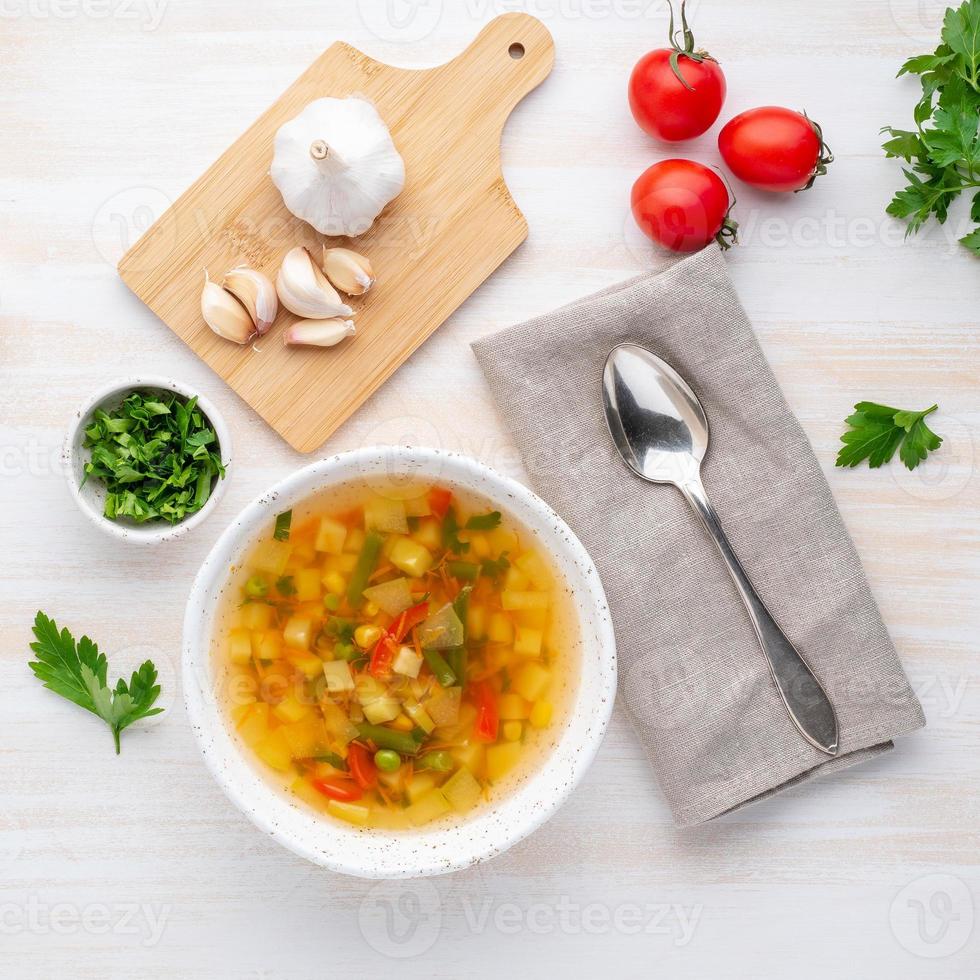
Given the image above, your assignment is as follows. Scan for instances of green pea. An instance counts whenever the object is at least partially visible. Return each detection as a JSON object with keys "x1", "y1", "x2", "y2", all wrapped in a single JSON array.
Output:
[
  {"x1": 323, "y1": 593, "x2": 341, "y2": 611},
  {"x1": 335, "y1": 642, "x2": 357, "y2": 661},
  {"x1": 417, "y1": 750, "x2": 453, "y2": 773},
  {"x1": 245, "y1": 575, "x2": 269, "y2": 598},
  {"x1": 374, "y1": 749, "x2": 401, "y2": 773}
]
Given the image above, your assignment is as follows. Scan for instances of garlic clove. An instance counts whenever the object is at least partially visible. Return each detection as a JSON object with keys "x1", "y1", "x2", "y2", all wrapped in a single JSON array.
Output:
[
  {"x1": 276, "y1": 246, "x2": 354, "y2": 319},
  {"x1": 322, "y1": 247, "x2": 376, "y2": 297},
  {"x1": 222, "y1": 266, "x2": 278, "y2": 336},
  {"x1": 284, "y1": 317, "x2": 356, "y2": 348},
  {"x1": 201, "y1": 272, "x2": 256, "y2": 345}
]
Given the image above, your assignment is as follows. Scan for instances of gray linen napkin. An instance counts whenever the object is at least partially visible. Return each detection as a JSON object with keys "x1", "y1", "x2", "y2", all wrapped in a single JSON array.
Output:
[{"x1": 472, "y1": 247, "x2": 925, "y2": 827}]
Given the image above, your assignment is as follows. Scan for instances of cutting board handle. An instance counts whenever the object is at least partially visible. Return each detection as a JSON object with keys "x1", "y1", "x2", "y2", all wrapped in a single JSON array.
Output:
[{"x1": 434, "y1": 13, "x2": 555, "y2": 120}]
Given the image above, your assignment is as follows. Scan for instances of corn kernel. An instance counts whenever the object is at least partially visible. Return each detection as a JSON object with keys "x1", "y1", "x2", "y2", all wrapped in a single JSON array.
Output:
[
  {"x1": 322, "y1": 570, "x2": 346, "y2": 595},
  {"x1": 529, "y1": 700, "x2": 553, "y2": 729},
  {"x1": 354, "y1": 624, "x2": 383, "y2": 649},
  {"x1": 503, "y1": 720, "x2": 523, "y2": 742}
]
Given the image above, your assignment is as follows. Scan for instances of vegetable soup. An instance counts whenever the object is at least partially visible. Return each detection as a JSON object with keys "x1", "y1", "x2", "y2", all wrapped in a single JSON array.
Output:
[{"x1": 214, "y1": 481, "x2": 579, "y2": 830}]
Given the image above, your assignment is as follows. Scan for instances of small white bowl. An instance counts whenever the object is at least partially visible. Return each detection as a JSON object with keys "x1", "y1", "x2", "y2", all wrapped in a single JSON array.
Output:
[
  {"x1": 184, "y1": 447, "x2": 617, "y2": 879},
  {"x1": 64, "y1": 376, "x2": 233, "y2": 545}
]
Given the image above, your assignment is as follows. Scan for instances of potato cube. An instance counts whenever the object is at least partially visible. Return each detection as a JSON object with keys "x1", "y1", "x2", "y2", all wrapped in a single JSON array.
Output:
[
  {"x1": 281, "y1": 718, "x2": 322, "y2": 758},
  {"x1": 392, "y1": 644, "x2": 423, "y2": 678},
  {"x1": 322, "y1": 660, "x2": 355, "y2": 694},
  {"x1": 466, "y1": 605, "x2": 487, "y2": 641},
  {"x1": 241, "y1": 603, "x2": 273, "y2": 631},
  {"x1": 452, "y1": 742, "x2": 485, "y2": 775},
  {"x1": 343, "y1": 527, "x2": 365, "y2": 554},
  {"x1": 514, "y1": 626, "x2": 543, "y2": 658},
  {"x1": 287, "y1": 650, "x2": 324, "y2": 679},
  {"x1": 293, "y1": 568, "x2": 321, "y2": 603},
  {"x1": 503, "y1": 566, "x2": 530, "y2": 591},
  {"x1": 441, "y1": 767, "x2": 482, "y2": 812},
  {"x1": 406, "y1": 788, "x2": 451, "y2": 826},
  {"x1": 412, "y1": 517, "x2": 442, "y2": 551},
  {"x1": 364, "y1": 494, "x2": 409, "y2": 534},
  {"x1": 514, "y1": 551, "x2": 553, "y2": 589},
  {"x1": 501, "y1": 591, "x2": 550, "y2": 612},
  {"x1": 283, "y1": 616, "x2": 313, "y2": 650},
  {"x1": 487, "y1": 612, "x2": 514, "y2": 645},
  {"x1": 253, "y1": 629, "x2": 283, "y2": 662},
  {"x1": 390, "y1": 538, "x2": 433, "y2": 577},
  {"x1": 228, "y1": 628, "x2": 252, "y2": 665},
  {"x1": 314, "y1": 516, "x2": 348, "y2": 555},
  {"x1": 512, "y1": 662, "x2": 551, "y2": 702},
  {"x1": 327, "y1": 800, "x2": 371, "y2": 826},
  {"x1": 256, "y1": 729, "x2": 293, "y2": 772},
  {"x1": 273, "y1": 696, "x2": 311, "y2": 724},
  {"x1": 251, "y1": 540, "x2": 292, "y2": 577},
  {"x1": 498, "y1": 693, "x2": 530, "y2": 720},
  {"x1": 529, "y1": 700, "x2": 554, "y2": 729},
  {"x1": 486, "y1": 742, "x2": 522, "y2": 783}
]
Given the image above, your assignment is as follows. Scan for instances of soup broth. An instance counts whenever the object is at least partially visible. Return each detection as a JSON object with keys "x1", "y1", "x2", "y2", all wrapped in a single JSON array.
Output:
[{"x1": 214, "y1": 480, "x2": 579, "y2": 830}]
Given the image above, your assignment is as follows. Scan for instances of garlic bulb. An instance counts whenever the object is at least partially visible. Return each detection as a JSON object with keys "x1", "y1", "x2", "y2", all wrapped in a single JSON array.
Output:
[
  {"x1": 270, "y1": 97, "x2": 405, "y2": 237},
  {"x1": 276, "y1": 246, "x2": 353, "y2": 319},
  {"x1": 201, "y1": 272, "x2": 256, "y2": 345},
  {"x1": 222, "y1": 266, "x2": 278, "y2": 336},
  {"x1": 322, "y1": 247, "x2": 375, "y2": 296},
  {"x1": 285, "y1": 318, "x2": 356, "y2": 348}
]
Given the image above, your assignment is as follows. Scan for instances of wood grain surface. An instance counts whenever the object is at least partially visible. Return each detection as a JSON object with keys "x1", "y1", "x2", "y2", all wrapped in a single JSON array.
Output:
[
  {"x1": 119, "y1": 13, "x2": 554, "y2": 452},
  {"x1": 1, "y1": 1, "x2": 977, "y2": 978}
]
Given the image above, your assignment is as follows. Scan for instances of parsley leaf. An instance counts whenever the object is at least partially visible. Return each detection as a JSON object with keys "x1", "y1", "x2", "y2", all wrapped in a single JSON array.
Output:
[
  {"x1": 883, "y1": 0, "x2": 980, "y2": 250},
  {"x1": 28, "y1": 612, "x2": 163, "y2": 753},
  {"x1": 441, "y1": 508, "x2": 469, "y2": 554},
  {"x1": 82, "y1": 389, "x2": 224, "y2": 525},
  {"x1": 836, "y1": 402, "x2": 943, "y2": 470},
  {"x1": 465, "y1": 511, "x2": 502, "y2": 531},
  {"x1": 274, "y1": 510, "x2": 292, "y2": 541}
]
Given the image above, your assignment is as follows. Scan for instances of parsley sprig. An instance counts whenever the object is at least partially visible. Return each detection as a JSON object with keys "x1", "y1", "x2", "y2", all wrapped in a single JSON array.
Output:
[
  {"x1": 28, "y1": 612, "x2": 163, "y2": 753},
  {"x1": 882, "y1": 0, "x2": 980, "y2": 251},
  {"x1": 836, "y1": 402, "x2": 943, "y2": 470},
  {"x1": 82, "y1": 389, "x2": 225, "y2": 525}
]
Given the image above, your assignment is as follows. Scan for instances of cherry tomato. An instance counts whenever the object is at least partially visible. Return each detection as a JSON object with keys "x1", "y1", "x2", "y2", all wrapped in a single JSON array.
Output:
[
  {"x1": 311, "y1": 777, "x2": 363, "y2": 802},
  {"x1": 631, "y1": 159, "x2": 737, "y2": 253},
  {"x1": 427, "y1": 487, "x2": 452, "y2": 520},
  {"x1": 628, "y1": 1, "x2": 726, "y2": 142},
  {"x1": 347, "y1": 742, "x2": 377, "y2": 790},
  {"x1": 718, "y1": 107, "x2": 833, "y2": 193},
  {"x1": 471, "y1": 681, "x2": 499, "y2": 743}
]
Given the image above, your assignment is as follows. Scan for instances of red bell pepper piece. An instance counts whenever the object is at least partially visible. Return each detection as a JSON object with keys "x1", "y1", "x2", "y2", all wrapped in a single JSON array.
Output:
[
  {"x1": 368, "y1": 601, "x2": 430, "y2": 677},
  {"x1": 471, "y1": 680, "x2": 499, "y2": 742},
  {"x1": 311, "y1": 777, "x2": 363, "y2": 802},
  {"x1": 427, "y1": 487, "x2": 453, "y2": 520},
  {"x1": 347, "y1": 742, "x2": 377, "y2": 790}
]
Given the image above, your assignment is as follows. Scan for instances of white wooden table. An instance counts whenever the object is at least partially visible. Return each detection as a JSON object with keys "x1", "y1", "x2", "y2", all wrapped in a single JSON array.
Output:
[{"x1": 2, "y1": 1, "x2": 977, "y2": 976}]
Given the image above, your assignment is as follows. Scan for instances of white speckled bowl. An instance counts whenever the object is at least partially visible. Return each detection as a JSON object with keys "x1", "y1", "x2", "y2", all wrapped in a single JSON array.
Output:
[
  {"x1": 184, "y1": 447, "x2": 616, "y2": 879},
  {"x1": 64, "y1": 377, "x2": 232, "y2": 545}
]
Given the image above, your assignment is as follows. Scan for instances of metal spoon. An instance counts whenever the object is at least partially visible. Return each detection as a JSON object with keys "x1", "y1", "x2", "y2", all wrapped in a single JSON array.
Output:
[{"x1": 602, "y1": 343, "x2": 839, "y2": 756}]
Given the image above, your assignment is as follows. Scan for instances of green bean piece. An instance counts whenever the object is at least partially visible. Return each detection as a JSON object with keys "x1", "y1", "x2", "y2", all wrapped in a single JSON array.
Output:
[
  {"x1": 417, "y1": 750, "x2": 454, "y2": 772},
  {"x1": 356, "y1": 723, "x2": 420, "y2": 756},
  {"x1": 445, "y1": 647, "x2": 466, "y2": 685},
  {"x1": 346, "y1": 532, "x2": 383, "y2": 607},
  {"x1": 423, "y1": 649, "x2": 457, "y2": 687},
  {"x1": 447, "y1": 561, "x2": 479, "y2": 581}
]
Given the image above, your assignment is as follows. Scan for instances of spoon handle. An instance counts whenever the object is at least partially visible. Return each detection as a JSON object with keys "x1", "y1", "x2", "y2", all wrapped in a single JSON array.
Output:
[{"x1": 679, "y1": 480, "x2": 840, "y2": 756}]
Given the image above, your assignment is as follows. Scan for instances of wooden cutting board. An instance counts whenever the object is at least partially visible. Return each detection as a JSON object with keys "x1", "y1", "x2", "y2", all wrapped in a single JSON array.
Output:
[{"x1": 118, "y1": 14, "x2": 554, "y2": 453}]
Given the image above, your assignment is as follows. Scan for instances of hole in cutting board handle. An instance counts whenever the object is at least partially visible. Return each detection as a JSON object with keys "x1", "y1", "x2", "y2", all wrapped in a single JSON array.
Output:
[{"x1": 509, "y1": 42, "x2": 526, "y2": 59}]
